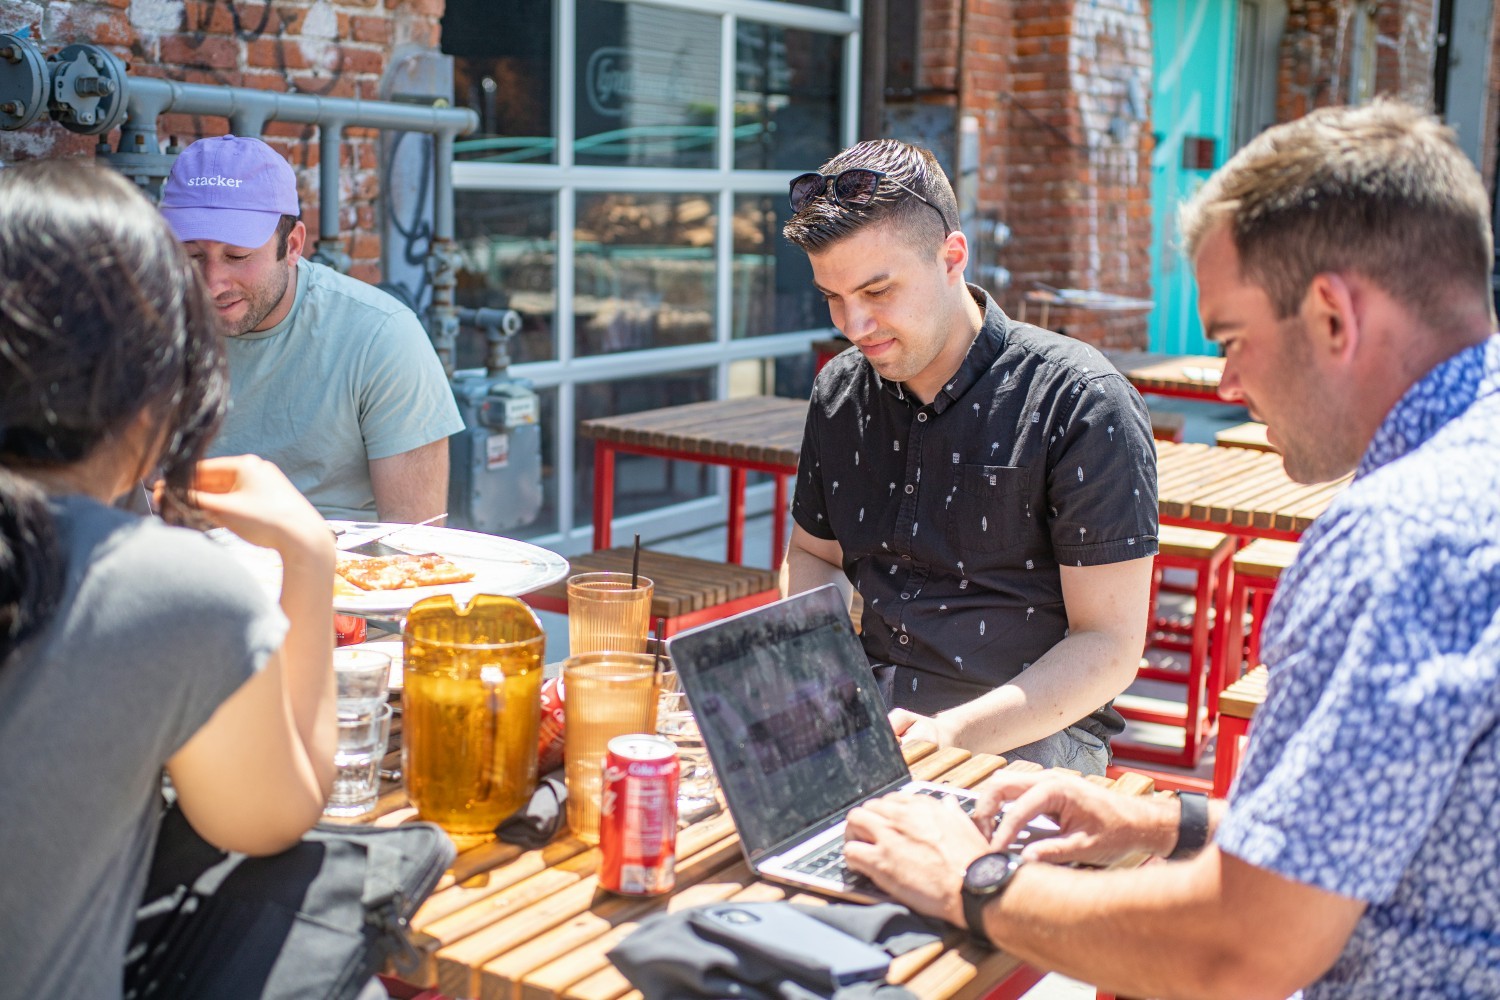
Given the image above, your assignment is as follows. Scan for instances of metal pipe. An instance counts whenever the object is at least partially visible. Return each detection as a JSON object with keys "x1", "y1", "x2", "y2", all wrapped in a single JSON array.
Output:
[
  {"x1": 312, "y1": 121, "x2": 350, "y2": 271},
  {"x1": 425, "y1": 128, "x2": 460, "y2": 376},
  {"x1": 124, "y1": 77, "x2": 476, "y2": 137}
]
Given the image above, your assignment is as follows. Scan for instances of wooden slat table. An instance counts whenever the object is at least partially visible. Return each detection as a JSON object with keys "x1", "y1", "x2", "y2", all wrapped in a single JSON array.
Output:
[
  {"x1": 581, "y1": 396, "x2": 807, "y2": 568},
  {"x1": 1103, "y1": 352, "x2": 1227, "y2": 403},
  {"x1": 362, "y1": 742, "x2": 1159, "y2": 1000},
  {"x1": 1155, "y1": 440, "x2": 1349, "y2": 542}
]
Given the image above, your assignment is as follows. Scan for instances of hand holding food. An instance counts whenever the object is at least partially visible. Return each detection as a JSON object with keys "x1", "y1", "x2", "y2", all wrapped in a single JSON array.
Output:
[{"x1": 188, "y1": 456, "x2": 333, "y2": 565}]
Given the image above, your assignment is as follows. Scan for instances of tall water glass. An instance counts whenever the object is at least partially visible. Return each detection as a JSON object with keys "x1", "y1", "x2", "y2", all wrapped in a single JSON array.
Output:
[
  {"x1": 333, "y1": 647, "x2": 391, "y2": 710},
  {"x1": 656, "y1": 671, "x2": 718, "y2": 822},
  {"x1": 403, "y1": 594, "x2": 546, "y2": 848},
  {"x1": 562, "y1": 652, "x2": 658, "y2": 842},
  {"x1": 326, "y1": 702, "x2": 393, "y2": 817},
  {"x1": 567, "y1": 573, "x2": 654, "y2": 654}
]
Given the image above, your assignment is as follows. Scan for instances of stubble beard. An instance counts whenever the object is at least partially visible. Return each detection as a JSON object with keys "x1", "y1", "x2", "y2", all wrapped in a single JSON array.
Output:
[{"x1": 223, "y1": 263, "x2": 292, "y2": 337}]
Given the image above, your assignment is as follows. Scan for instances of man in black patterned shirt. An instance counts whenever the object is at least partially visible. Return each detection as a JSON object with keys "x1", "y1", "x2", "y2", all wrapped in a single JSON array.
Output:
[{"x1": 780, "y1": 139, "x2": 1157, "y2": 773}]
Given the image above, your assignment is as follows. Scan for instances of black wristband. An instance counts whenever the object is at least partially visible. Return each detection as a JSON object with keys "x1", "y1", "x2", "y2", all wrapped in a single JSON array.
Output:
[{"x1": 1168, "y1": 791, "x2": 1209, "y2": 860}]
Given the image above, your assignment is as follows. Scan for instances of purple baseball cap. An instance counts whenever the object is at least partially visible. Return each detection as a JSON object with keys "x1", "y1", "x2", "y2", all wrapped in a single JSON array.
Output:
[{"x1": 159, "y1": 135, "x2": 300, "y2": 249}]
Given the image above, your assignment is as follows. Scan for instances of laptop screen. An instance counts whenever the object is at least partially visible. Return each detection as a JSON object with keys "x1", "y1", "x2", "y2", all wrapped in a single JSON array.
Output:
[{"x1": 667, "y1": 587, "x2": 910, "y2": 858}]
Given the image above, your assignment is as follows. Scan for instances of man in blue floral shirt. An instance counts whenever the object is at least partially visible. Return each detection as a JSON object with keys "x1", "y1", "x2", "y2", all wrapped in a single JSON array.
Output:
[{"x1": 839, "y1": 101, "x2": 1500, "y2": 998}]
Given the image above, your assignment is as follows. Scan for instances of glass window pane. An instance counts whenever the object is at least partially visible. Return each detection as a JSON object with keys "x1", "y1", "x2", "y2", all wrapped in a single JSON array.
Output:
[
  {"x1": 734, "y1": 25, "x2": 843, "y2": 171},
  {"x1": 575, "y1": 369, "x2": 717, "y2": 526},
  {"x1": 447, "y1": 0, "x2": 556, "y2": 163},
  {"x1": 454, "y1": 190, "x2": 558, "y2": 365},
  {"x1": 574, "y1": 192, "x2": 716, "y2": 356},
  {"x1": 780, "y1": 0, "x2": 848, "y2": 8},
  {"x1": 732, "y1": 195, "x2": 824, "y2": 338},
  {"x1": 575, "y1": 0, "x2": 720, "y2": 169}
]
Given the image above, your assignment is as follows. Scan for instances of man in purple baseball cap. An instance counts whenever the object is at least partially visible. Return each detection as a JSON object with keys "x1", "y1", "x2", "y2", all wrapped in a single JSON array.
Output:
[{"x1": 160, "y1": 135, "x2": 463, "y2": 523}]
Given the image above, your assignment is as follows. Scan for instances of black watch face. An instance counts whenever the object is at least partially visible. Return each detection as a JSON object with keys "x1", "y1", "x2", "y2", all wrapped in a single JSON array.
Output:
[{"x1": 965, "y1": 853, "x2": 1017, "y2": 891}]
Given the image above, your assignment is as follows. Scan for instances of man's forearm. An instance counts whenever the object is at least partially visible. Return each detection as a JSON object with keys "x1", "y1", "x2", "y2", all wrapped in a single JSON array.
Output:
[
  {"x1": 936, "y1": 628, "x2": 1139, "y2": 754},
  {"x1": 780, "y1": 540, "x2": 850, "y2": 602}
]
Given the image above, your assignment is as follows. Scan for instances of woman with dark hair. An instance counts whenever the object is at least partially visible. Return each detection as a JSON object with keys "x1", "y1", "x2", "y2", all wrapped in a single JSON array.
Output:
[{"x1": 0, "y1": 160, "x2": 338, "y2": 996}]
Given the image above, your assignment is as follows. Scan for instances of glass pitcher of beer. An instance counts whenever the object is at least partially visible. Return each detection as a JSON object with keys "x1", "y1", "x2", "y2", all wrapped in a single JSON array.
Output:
[{"x1": 403, "y1": 594, "x2": 545, "y2": 846}]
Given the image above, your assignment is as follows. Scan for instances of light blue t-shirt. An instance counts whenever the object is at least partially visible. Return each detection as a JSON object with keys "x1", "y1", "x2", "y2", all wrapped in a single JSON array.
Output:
[
  {"x1": 209, "y1": 259, "x2": 465, "y2": 519},
  {"x1": 1217, "y1": 335, "x2": 1500, "y2": 998}
]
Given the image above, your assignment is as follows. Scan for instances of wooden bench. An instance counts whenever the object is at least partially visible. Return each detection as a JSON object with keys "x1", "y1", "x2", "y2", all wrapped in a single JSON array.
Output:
[
  {"x1": 1213, "y1": 665, "x2": 1268, "y2": 796},
  {"x1": 1150, "y1": 409, "x2": 1186, "y2": 443},
  {"x1": 1220, "y1": 539, "x2": 1299, "y2": 688},
  {"x1": 523, "y1": 547, "x2": 780, "y2": 637},
  {"x1": 1215, "y1": 420, "x2": 1275, "y2": 452}
]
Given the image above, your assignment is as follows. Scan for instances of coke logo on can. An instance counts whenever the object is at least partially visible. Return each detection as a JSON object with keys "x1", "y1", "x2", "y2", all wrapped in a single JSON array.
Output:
[
  {"x1": 599, "y1": 734, "x2": 678, "y2": 896},
  {"x1": 537, "y1": 675, "x2": 566, "y2": 774}
]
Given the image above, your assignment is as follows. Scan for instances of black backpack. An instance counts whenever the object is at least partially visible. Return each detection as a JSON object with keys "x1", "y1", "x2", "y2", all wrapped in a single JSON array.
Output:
[{"x1": 124, "y1": 802, "x2": 454, "y2": 1000}]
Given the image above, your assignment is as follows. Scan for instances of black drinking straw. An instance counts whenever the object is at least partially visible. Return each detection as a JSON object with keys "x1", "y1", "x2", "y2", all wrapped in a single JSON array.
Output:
[
  {"x1": 630, "y1": 533, "x2": 641, "y2": 588},
  {"x1": 652, "y1": 618, "x2": 666, "y2": 674}
]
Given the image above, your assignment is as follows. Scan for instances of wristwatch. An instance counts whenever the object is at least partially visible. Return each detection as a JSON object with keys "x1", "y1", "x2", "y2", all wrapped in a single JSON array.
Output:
[
  {"x1": 960, "y1": 850, "x2": 1024, "y2": 942},
  {"x1": 1167, "y1": 791, "x2": 1209, "y2": 860}
]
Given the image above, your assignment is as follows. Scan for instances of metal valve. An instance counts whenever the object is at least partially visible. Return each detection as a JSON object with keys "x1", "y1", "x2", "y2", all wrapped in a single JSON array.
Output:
[
  {"x1": 0, "y1": 33, "x2": 48, "y2": 131},
  {"x1": 47, "y1": 44, "x2": 128, "y2": 135}
]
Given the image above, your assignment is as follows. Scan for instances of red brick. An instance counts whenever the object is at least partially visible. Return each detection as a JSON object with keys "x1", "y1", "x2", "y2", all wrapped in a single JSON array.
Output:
[
  {"x1": 158, "y1": 34, "x2": 239, "y2": 70},
  {"x1": 349, "y1": 15, "x2": 392, "y2": 45},
  {"x1": 246, "y1": 38, "x2": 308, "y2": 71}
]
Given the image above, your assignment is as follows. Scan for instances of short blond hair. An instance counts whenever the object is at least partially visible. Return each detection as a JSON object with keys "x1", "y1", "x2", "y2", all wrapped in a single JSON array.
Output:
[{"x1": 1181, "y1": 100, "x2": 1494, "y2": 327}]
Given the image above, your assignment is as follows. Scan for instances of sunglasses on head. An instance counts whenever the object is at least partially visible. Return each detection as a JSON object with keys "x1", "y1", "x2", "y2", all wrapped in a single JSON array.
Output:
[{"x1": 788, "y1": 168, "x2": 952, "y2": 234}]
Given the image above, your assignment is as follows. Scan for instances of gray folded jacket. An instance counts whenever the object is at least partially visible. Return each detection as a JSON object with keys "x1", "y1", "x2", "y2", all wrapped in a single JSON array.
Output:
[{"x1": 607, "y1": 900, "x2": 946, "y2": 999}]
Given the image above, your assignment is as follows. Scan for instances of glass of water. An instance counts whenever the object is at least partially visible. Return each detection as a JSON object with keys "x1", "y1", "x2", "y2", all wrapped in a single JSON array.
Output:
[
  {"x1": 326, "y1": 702, "x2": 393, "y2": 817},
  {"x1": 656, "y1": 671, "x2": 718, "y2": 823}
]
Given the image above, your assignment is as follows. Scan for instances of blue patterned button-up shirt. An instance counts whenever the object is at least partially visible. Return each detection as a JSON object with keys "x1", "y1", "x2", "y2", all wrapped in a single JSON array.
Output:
[{"x1": 1216, "y1": 335, "x2": 1500, "y2": 998}]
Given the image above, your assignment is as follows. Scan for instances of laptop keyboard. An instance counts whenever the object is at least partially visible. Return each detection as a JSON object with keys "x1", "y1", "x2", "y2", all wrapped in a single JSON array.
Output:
[{"x1": 783, "y1": 786, "x2": 977, "y2": 889}]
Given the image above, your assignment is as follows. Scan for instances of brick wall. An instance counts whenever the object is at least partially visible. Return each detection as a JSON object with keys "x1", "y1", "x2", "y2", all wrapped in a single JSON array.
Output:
[
  {"x1": 1278, "y1": 0, "x2": 1437, "y2": 121},
  {"x1": 0, "y1": 0, "x2": 443, "y2": 281},
  {"x1": 911, "y1": 0, "x2": 1152, "y2": 348}
]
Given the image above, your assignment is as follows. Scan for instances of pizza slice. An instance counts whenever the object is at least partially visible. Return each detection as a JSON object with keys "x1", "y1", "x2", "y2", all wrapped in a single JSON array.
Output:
[{"x1": 336, "y1": 553, "x2": 476, "y2": 591}]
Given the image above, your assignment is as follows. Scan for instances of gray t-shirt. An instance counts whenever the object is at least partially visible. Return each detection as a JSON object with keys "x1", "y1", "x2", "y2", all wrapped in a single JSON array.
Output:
[
  {"x1": 0, "y1": 496, "x2": 287, "y2": 998},
  {"x1": 208, "y1": 259, "x2": 465, "y2": 520}
]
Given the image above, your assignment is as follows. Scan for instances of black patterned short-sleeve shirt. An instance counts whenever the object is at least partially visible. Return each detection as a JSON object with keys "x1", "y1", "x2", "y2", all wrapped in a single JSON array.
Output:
[{"x1": 792, "y1": 285, "x2": 1159, "y2": 739}]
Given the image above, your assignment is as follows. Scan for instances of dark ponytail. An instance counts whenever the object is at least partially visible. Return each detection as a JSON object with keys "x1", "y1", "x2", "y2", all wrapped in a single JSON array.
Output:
[
  {"x1": 0, "y1": 159, "x2": 227, "y2": 665},
  {"x1": 0, "y1": 468, "x2": 62, "y2": 660}
]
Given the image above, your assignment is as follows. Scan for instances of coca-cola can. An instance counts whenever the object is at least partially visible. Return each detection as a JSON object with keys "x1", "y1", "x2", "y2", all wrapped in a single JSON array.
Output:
[
  {"x1": 537, "y1": 675, "x2": 567, "y2": 774},
  {"x1": 599, "y1": 734, "x2": 678, "y2": 895}
]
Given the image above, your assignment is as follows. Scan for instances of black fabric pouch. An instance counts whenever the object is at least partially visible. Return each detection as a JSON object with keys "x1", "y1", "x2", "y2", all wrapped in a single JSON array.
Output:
[{"x1": 124, "y1": 802, "x2": 454, "y2": 1000}]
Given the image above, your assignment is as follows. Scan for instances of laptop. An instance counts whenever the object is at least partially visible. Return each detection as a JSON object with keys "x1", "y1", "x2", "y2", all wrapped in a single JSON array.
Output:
[{"x1": 666, "y1": 585, "x2": 1056, "y2": 903}]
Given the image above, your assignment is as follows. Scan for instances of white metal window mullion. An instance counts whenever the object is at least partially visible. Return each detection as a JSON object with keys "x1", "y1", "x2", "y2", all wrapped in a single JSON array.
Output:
[
  {"x1": 716, "y1": 10, "x2": 737, "y2": 401},
  {"x1": 842, "y1": 0, "x2": 862, "y2": 148},
  {"x1": 555, "y1": 0, "x2": 579, "y2": 541},
  {"x1": 712, "y1": 10, "x2": 738, "y2": 511},
  {"x1": 596, "y1": 0, "x2": 856, "y2": 35}
]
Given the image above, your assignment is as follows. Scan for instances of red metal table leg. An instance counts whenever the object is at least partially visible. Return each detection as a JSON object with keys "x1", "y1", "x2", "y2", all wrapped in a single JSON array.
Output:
[
  {"x1": 727, "y1": 466, "x2": 747, "y2": 564},
  {"x1": 592, "y1": 445, "x2": 616, "y2": 551},
  {"x1": 1213, "y1": 714, "x2": 1250, "y2": 797},
  {"x1": 772, "y1": 474, "x2": 789, "y2": 571}
]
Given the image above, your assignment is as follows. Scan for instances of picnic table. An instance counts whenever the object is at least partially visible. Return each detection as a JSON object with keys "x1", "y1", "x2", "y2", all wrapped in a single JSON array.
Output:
[
  {"x1": 581, "y1": 397, "x2": 806, "y2": 568},
  {"x1": 360, "y1": 734, "x2": 1159, "y2": 1000},
  {"x1": 1102, "y1": 351, "x2": 1227, "y2": 404},
  {"x1": 1155, "y1": 440, "x2": 1348, "y2": 542}
]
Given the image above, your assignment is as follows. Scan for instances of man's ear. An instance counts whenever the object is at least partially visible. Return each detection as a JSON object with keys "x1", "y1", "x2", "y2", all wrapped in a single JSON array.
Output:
[
  {"x1": 285, "y1": 220, "x2": 307, "y2": 266},
  {"x1": 941, "y1": 230, "x2": 970, "y2": 285},
  {"x1": 1302, "y1": 272, "x2": 1359, "y2": 363}
]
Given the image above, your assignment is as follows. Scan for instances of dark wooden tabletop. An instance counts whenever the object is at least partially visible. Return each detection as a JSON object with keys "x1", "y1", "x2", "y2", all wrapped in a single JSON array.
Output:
[{"x1": 579, "y1": 397, "x2": 806, "y2": 470}]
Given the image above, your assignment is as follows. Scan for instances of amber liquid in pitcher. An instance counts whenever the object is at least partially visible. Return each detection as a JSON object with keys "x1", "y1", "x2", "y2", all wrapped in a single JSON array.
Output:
[{"x1": 403, "y1": 663, "x2": 542, "y2": 840}]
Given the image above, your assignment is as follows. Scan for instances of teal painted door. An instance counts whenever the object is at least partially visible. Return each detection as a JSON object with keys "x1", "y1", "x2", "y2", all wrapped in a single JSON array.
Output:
[{"x1": 1149, "y1": 0, "x2": 1237, "y2": 355}]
